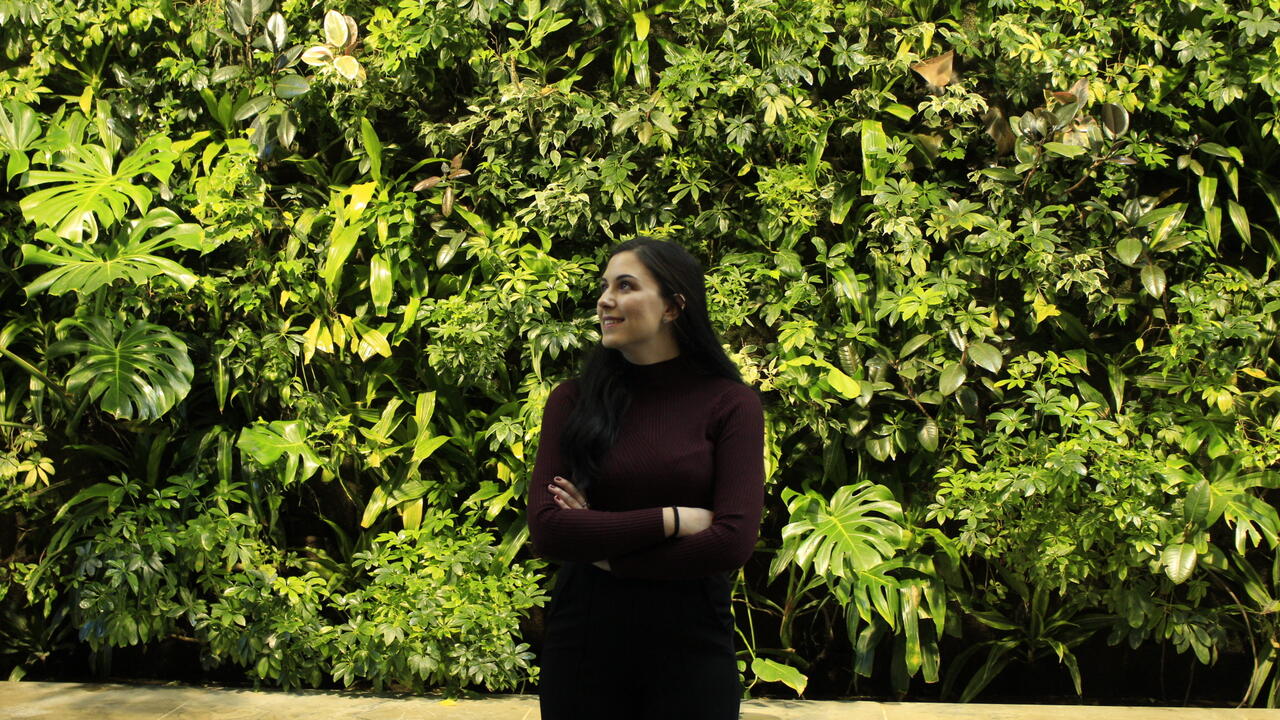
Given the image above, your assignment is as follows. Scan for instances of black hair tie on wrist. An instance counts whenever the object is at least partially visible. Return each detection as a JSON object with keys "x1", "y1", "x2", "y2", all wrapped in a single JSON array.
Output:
[{"x1": 670, "y1": 506, "x2": 680, "y2": 538}]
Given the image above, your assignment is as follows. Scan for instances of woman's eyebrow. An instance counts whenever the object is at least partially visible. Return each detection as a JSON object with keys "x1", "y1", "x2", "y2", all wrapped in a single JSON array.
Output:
[{"x1": 599, "y1": 274, "x2": 638, "y2": 283}]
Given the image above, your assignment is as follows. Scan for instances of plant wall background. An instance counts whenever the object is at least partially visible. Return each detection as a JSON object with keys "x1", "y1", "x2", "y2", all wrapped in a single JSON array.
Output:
[{"x1": 1, "y1": 0, "x2": 1278, "y2": 705}]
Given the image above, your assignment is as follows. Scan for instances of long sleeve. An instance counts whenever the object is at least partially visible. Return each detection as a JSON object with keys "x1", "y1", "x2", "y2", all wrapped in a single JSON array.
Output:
[
  {"x1": 607, "y1": 384, "x2": 765, "y2": 580},
  {"x1": 526, "y1": 380, "x2": 667, "y2": 562}
]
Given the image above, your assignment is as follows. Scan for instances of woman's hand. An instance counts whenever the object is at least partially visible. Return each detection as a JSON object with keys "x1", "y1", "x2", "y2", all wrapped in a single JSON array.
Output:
[
  {"x1": 548, "y1": 478, "x2": 609, "y2": 570},
  {"x1": 550, "y1": 476, "x2": 589, "y2": 510}
]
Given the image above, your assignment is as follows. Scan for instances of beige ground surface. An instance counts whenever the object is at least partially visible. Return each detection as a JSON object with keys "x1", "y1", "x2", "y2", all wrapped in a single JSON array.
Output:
[{"x1": 2, "y1": 682, "x2": 1277, "y2": 719}]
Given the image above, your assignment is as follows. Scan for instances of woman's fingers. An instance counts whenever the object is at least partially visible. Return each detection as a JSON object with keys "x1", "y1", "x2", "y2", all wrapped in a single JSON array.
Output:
[
  {"x1": 550, "y1": 481, "x2": 587, "y2": 510},
  {"x1": 553, "y1": 476, "x2": 589, "y2": 509}
]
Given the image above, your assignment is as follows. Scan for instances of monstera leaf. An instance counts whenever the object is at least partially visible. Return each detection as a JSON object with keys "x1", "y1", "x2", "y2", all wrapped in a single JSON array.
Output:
[
  {"x1": 21, "y1": 208, "x2": 202, "y2": 296},
  {"x1": 19, "y1": 134, "x2": 177, "y2": 241},
  {"x1": 0, "y1": 101, "x2": 41, "y2": 183},
  {"x1": 237, "y1": 420, "x2": 324, "y2": 486},
  {"x1": 50, "y1": 315, "x2": 193, "y2": 421},
  {"x1": 771, "y1": 480, "x2": 907, "y2": 580}
]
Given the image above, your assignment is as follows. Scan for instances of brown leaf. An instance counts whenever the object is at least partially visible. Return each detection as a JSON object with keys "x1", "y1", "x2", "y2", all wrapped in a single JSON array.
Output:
[
  {"x1": 911, "y1": 49, "x2": 956, "y2": 92},
  {"x1": 447, "y1": 168, "x2": 471, "y2": 180},
  {"x1": 1069, "y1": 77, "x2": 1089, "y2": 105},
  {"x1": 982, "y1": 107, "x2": 1015, "y2": 156},
  {"x1": 1047, "y1": 78, "x2": 1089, "y2": 106},
  {"x1": 343, "y1": 14, "x2": 359, "y2": 51},
  {"x1": 413, "y1": 176, "x2": 442, "y2": 192},
  {"x1": 442, "y1": 186, "x2": 454, "y2": 216},
  {"x1": 450, "y1": 153, "x2": 463, "y2": 170}
]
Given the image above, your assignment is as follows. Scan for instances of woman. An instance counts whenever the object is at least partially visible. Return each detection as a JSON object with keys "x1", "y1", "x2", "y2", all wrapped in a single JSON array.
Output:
[{"x1": 527, "y1": 237, "x2": 765, "y2": 719}]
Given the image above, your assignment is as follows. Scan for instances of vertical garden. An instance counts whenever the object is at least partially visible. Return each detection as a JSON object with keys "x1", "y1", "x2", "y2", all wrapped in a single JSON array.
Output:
[{"x1": 1, "y1": 0, "x2": 1278, "y2": 705}]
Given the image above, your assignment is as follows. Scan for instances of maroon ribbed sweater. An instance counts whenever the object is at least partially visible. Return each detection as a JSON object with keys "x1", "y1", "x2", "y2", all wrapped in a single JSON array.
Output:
[{"x1": 527, "y1": 354, "x2": 765, "y2": 580}]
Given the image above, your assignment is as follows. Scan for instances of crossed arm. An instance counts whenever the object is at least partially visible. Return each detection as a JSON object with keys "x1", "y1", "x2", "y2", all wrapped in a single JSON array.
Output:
[
  {"x1": 546, "y1": 476, "x2": 713, "y2": 571},
  {"x1": 525, "y1": 380, "x2": 764, "y2": 580}
]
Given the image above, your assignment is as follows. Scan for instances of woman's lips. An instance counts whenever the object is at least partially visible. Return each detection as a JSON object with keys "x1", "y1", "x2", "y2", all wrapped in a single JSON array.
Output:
[{"x1": 602, "y1": 318, "x2": 623, "y2": 329}]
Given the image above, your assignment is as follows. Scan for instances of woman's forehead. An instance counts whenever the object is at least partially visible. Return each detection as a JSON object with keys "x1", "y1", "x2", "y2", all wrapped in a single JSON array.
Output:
[{"x1": 602, "y1": 252, "x2": 655, "y2": 283}]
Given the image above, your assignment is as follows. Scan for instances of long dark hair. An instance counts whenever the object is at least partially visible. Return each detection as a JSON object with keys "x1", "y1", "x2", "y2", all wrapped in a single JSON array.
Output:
[{"x1": 559, "y1": 237, "x2": 746, "y2": 495}]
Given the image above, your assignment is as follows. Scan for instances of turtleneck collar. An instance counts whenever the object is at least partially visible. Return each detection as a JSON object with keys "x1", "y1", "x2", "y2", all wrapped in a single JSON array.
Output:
[{"x1": 620, "y1": 353, "x2": 697, "y2": 386}]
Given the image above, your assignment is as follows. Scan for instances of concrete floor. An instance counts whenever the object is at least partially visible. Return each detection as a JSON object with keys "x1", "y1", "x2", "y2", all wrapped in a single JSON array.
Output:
[{"x1": 2, "y1": 682, "x2": 1278, "y2": 719}]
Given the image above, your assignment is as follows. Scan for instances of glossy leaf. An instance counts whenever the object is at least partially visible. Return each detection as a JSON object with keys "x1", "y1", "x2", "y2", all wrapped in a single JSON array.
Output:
[
  {"x1": 237, "y1": 420, "x2": 323, "y2": 486},
  {"x1": 369, "y1": 252, "x2": 392, "y2": 315},
  {"x1": 21, "y1": 208, "x2": 201, "y2": 296},
  {"x1": 967, "y1": 342, "x2": 1002, "y2": 374},
  {"x1": 751, "y1": 657, "x2": 807, "y2": 695},
  {"x1": 323, "y1": 10, "x2": 348, "y2": 47},
  {"x1": 50, "y1": 315, "x2": 193, "y2": 421},
  {"x1": 19, "y1": 135, "x2": 177, "y2": 241},
  {"x1": 1161, "y1": 544, "x2": 1197, "y2": 584},
  {"x1": 1140, "y1": 263, "x2": 1166, "y2": 298},
  {"x1": 939, "y1": 363, "x2": 966, "y2": 396},
  {"x1": 1116, "y1": 237, "x2": 1142, "y2": 265}
]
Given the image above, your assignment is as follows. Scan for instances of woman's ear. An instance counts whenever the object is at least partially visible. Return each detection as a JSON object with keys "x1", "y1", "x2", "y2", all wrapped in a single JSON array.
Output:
[{"x1": 667, "y1": 293, "x2": 686, "y2": 321}]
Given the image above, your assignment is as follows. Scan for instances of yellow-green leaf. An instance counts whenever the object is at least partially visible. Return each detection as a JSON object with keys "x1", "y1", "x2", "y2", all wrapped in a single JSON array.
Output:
[
  {"x1": 334, "y1": 55, "x2": 363, "y2": 82},
  {"x1": 1161, "y1": 543, "x2": 1197, "y2": 584},
  {"x1": 323, "y1": 10, "x2": 349, "y2": 48},
  {"x1": 751, "y1": 657, "x2": 808, "y2": 695},
  {"x1": 632, "y1": 11, "x2": 649, "y2": 41},
  {"x1": 1033, "y1": 294, "x2": 1061, "y2": 323},
  {"x1": 301, "y1": 46, "x2": 334, "y2": 66},
  {"x1": 369, "y1": 253, "x2": 392, "y2": 315},
  {"x1": 826, "y1": 367, "x2": 861, "y2": 399}
]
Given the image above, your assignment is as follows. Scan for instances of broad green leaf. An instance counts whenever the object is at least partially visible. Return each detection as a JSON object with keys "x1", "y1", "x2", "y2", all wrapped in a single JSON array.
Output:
[
  {"x1": 0, "y1": 101, "x2": 41, "y2": 182},
  {"x1": 967, "y1": 342, "x2": 1002, "y2": 373},
  {"x1": 274, "y1": 74, "x2": 309, "y2": 99},
  {"x1": 1043, "y1": 142, "x2": 1086, "y2": 158},
  {"x1": 1032, "y1": 294, "x2": 1060, "y2": 323},
  {"x1": 21, "y1": 208, "x2": 201, "y2": 296},
  {"x1": 649, "y1": 110, "x2": 677, "y2": 137},
  {"x1": 19, "y1": 135, "x2": 177, "y2": 241},
  {"x1": 1227, "y1": 200, "x2": 1251, "y2": 245},
  {"x1": 1198, "y1": 174, "x2": 1217, "y2": 213},
  {"x1": 369, "y1": 252, "x2": 392, "y2": 314},
  {"x1": 899, "y1": 333, "x2": 932, "y2": 359},
  {"x1": 237, "y1": 420, "x2": 322, "y2": 485},
  {"x1": 353, "y1": 321, "x2": 392, "y2": 360},
  {"x1": 773, "y1": 481, "x2": 905, "y2": 581},
  {"x1": 1204, "y1": 205, "x2": 1222, "y2": 248},
  {"x1": 826, "y1": 367, "x2": 861, "y2": 399},
  {"x1": 265, "y1": 12, "x2": 286, "y2": 52},
  {"x1": 751, "y1": 658, "x2": 807, "y2": 695},
  {"x1": 1140, "y1": 263, "x2": 1166, "y2": 298},
  {"x1": 1099, "y1": 103, "x2": 1128, "y2": 137},
  {"x1": 334, "y1": 55, "x2": 364, "y2": 82},
  {"x1": 917, "y1": 418, "x2": 938, "y2": 452},
  {"x1": 829, "y1": 183, "x2": 857, "y2": 224},
  {"x1": 233, "y1": 94, "x2": 271, "y2": 121},
  {"x1": 632, "y1": 11, "x2": 649, "y2": 41},
  {"x1": 1116, "y1": 236, "x2": 1142, "y2": 265},
  {"x1": 939, "y1": 363, "x2": 966, "y2": 396},
  {"x1": 321, "y1": 224, "x2": 361, "y2": 290},
  {"x1": 1161, "y1": 543, "x2": 1197, "y2": 584},
  {"x1": 860, "y1": 119, "x2": 888, "y2": 194},
  {"x1": 1184, "y1": 480, "x2": 1211, "y2": 526},
  {"x1": 50, "y1": 315, "x2": 193, "y2": 421},
  {"x1": 360, "y1": 117, "x2": 383, "y2": 184}
]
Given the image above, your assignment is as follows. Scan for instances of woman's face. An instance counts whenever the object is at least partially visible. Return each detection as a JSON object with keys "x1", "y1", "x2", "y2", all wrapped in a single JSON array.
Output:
[{"x1": 596, "y1": 250, "x2": 681, "y2": 364}]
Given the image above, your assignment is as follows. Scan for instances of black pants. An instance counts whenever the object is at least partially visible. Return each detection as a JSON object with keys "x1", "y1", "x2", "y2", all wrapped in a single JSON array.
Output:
[{"x1": 538, "y1": 562, "x2": 740, "y2": 719}]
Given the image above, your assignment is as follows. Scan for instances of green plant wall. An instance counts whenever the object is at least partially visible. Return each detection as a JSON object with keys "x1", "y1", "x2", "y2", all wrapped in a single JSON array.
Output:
[{"x1": 1, "y1": 0, "x2": 1278, "y2": 704}]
